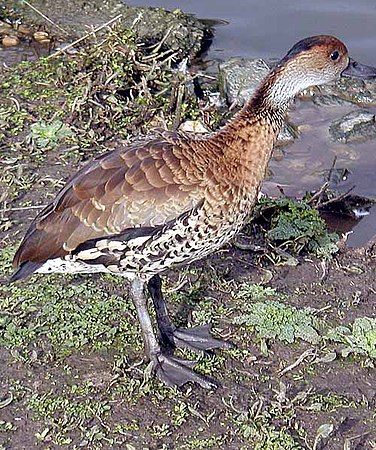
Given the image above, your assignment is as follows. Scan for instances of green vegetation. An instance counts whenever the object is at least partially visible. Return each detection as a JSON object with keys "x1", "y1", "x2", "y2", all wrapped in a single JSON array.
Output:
[
  {"x1": 233, "y1": 284, "x2": 322, "y2": 344},
  {"x1": 0, "y1": 26, "x2": 204, "y2": 160},
  {"x1": 1, "y1": 241, "x2": 375, "y2": 448},
  {"x1": 28, "y1": 390, "x2": 112, "y2": 446},
  {"x1": 253, "y1": 427, "x2": 303, "y2": 450},
  {"x1": 0, "y1": 246, "x2": 139, "y2": 359},
  {"x1": 0, "y1": 25, "x2": 214, "y2": 228},
  {"x1": 253, "y1": 197, "x2": 339, "y2": 263},
  {"x1": 327, "y1": 317, "x2": 376, "y2": 362},
  {"x1": 234, "y1": 299, "x2": 322, "y2": 344},
  {"x1": 27, "y1": 120, "x2": 73, "y2": 149},
  {"x1": 178, "y1": 434, "x2": 226, "y2": 449},
  {"x1": 1, "y1": 278, "x2": 140, "y2": 355},
  {"x1": 306, "y1": 392, "x2": 360, "y2": 412},
  {"x1": 229, "y1": 389, "x2": 305, "y2": 449}
]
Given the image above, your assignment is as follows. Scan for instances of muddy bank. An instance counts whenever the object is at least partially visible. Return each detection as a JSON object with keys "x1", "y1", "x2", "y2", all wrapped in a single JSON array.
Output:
[{"x1": 0, "y1": 241, "x2": 375, "y2": 449}]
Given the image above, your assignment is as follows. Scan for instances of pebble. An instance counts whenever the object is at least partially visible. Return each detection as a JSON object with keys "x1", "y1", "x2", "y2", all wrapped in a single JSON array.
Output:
[
  {"x1": 17, "y1": 25, "x2": 33, "y2": 35},
  {"x1": 33, "y1": 31, "x2": 51, "y2": 44},
  {"x1": 179, "y1": 120, "x2": 211, "y2": 133},
  {"x1": 0, "y1": 21, "x2": 12, "y2": 33},
  {"x1": 2, "y1": 35, "x2": 20, "y2": 47}
]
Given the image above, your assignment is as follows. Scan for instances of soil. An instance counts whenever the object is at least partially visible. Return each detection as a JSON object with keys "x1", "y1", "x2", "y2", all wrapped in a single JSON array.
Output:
[{"x1": 1, "y1": 201, "x2": 375, "y2": 449}]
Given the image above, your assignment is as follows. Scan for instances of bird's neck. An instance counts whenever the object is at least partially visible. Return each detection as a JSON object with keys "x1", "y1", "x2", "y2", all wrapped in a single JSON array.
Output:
[{"x1": 216, "y1": 74, "x2": 290, "y2": 188}]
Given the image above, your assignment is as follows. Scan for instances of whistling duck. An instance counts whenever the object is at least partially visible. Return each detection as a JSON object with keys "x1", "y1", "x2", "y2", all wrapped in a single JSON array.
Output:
[{"x1": 10, "y1": 36, "x2": 376, "y2": 389}]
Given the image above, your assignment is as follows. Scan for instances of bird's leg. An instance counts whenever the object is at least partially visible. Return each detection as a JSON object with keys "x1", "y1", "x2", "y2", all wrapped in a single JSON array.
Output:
[
  {"x1": 129, "y1": 277, "x2": 218, "y2": 389},
  {"x1": 147, "y1": 275, "x2": 233, "y2": 353},
  {"x1": 129, "y1": 277, "x2": 160, "y2": 357},
  {"x1": 147, "y1": 274, "x2": 175, "y2": 349}
]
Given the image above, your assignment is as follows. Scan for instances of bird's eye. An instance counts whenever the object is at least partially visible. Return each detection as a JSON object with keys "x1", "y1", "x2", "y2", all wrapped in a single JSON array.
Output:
[{"x1": 330, "y1": 51, "x2": 340, "y2": 61}]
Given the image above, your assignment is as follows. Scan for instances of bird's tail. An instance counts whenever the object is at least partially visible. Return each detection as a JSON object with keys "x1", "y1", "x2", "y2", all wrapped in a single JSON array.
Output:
[{"x1": 8, "y1": 261, "x2": 43, "y2": 283}]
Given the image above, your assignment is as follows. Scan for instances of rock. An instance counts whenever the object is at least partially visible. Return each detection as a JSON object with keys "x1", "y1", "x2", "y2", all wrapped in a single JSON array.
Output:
[
  {"x1": 276, "y1": 121, "x2": 299, "y2": 146},
  {"x1": 33, "y1": 31, "x2": 51, "y2": 43},
  {"x1": 330, "y1": 110, "x2": 376, "y2": 143},
  {"x1": 179, "y1": 120, "x2": 211, "y2": 133},
  {"x1": 310, "y1": 77, "x2": 376, "y2": 106},
  {"x1": 218, "y1": 57, "x2": 298, "y2": 146},
  {"x1": 218, "y1": 57, "x2": 271, "y2": 106},
  {"x1": 1, "y1": 35, "x2": 19, "y2": 47},
  {"x1": 334, "y1": 78, "x2": 376, "y2": 104},
  {"x1": 17, "y1": 24, "x2": 32, "y2": 35},
  {"x1": 0, "y1": 21, "x2": 13, "y2": 33},
  {"x1": 10, "y1": 0, "x2": 211, "y2": 60}
]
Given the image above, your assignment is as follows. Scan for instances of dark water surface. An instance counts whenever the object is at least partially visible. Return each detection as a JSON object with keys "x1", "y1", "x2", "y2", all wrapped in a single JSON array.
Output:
[
  {"x1": 128, "y1": 0, "x2": 376, "y2": 245},
  {"x1": 127, "y1": 0, "x2": 376, "y2": 65}
]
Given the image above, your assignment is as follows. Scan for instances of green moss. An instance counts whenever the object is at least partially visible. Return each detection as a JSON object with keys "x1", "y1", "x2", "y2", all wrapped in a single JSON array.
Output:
[
  {"x1": 0, "y1": 245, "x2": 139, "y2": 358},
  {"x1": 178, "y1": 434, "x2": 226, "y2": 449},
  {"x1": 0, "y1": 277, "x2": 140, "y2": 356},
  {"x1": 28, "y1": 391, "x2": 111, "y2": 446}
]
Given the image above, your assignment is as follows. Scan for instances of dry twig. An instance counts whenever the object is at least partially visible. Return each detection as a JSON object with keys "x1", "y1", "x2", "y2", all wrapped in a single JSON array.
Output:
[{"x1": 279, "y1": 348, "x2": 316, "y2": 376}]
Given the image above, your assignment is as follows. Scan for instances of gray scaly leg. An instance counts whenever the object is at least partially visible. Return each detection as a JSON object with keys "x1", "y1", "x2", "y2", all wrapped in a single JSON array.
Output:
[
  {"x1": 147, "y1": 275, "x2": 233, "y2": 353},
  {"x1": 129, "y1": 277, "x2": 218, "y2": 389}
]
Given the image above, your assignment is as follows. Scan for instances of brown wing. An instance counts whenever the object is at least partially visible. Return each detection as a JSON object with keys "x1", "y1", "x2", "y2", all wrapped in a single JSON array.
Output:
[{"x1": 13, "y1": 133, "x2": 204, "y2": 267}]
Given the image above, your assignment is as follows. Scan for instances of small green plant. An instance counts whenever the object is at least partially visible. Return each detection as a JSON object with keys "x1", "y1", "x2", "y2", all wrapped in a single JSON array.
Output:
[
  {"x1": 236, "y1": 283, "x2": 282, "y2": 302},
  {"x1": 234, "y1": 284, "x2": 322, "y2": 344},
  {"x1": 253, "y1": 426, "x2": 303, "y2": 450},
  {"x1": 327, "y1": 317, "x2": 376, "y2": 361},
  {"x1": 231, "y1": 393, "x2": 304, "y2": 449},
  {"x1": 306, "y1": 392, "x2": 358, "y2": 412},
  {"x1": 255, "y1": 198, "x2": 338, "y2": 259},
  {"x1": 178, "y1": 434, "x2": 227, "y2": 449},
  {"x1": 27, "y1": 120, "x2": 73, "y2": 149}
]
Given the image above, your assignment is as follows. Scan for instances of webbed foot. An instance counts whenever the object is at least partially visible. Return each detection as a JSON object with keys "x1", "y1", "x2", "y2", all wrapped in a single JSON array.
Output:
[
  {"x1": 172, "y1": 323, "x2": 234, "y2": 353},
  {"x1": 151, "y1": 353, "x2": 219, "y2": 389}
]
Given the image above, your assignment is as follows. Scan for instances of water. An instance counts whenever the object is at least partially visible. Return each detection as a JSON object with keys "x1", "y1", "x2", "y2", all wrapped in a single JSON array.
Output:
[{"x1": 127, "y1": 0, "x2": 376, "y2": 66}]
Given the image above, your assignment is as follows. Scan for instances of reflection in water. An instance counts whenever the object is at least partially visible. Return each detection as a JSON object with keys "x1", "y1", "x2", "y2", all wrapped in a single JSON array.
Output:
[
  {"x1": 0, "y1": 42, "x2": 51, "y2": 66},
  {"x1": 322, "y1": 206, "x2": 376, "y2": 247},
  {"x1": 346, "y1": 204, "x2": 376, "y2": 247}
]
